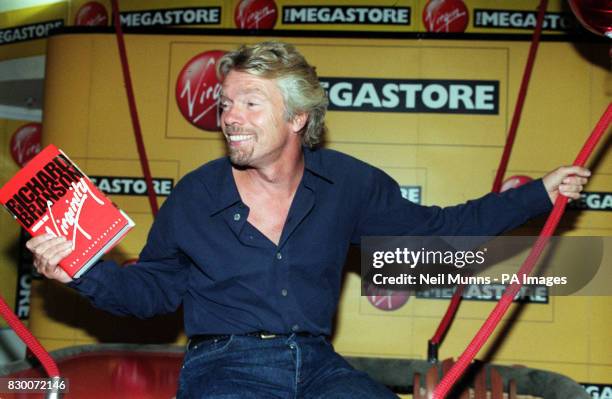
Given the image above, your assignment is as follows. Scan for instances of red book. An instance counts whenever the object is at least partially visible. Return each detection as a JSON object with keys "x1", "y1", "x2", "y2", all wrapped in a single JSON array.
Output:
[{"x1": 0, "y1": 144, "x2": 135, "y2": 278}]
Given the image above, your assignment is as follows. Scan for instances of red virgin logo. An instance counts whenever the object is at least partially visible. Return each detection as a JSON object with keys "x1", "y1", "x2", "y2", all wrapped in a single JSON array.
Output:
[
  {"x1": 175, "y1": 50, "x2": 226, "y2": 132},
  {"x1": 365, "y1": 284, "x2": 410, "y2": 311},
  {"x1": 122, "y1": 258, "x2": 139, "y2": 267},
  {"x1": 423, "y1": 0, "x2": 469, "y2": 33},
  {"x1": 501, "y1": 175, "x2": 533, "y2": 192},
  {"x1": 10, "y1": 123, "x2": 42, "y2": 167},
  {"x1": 235, "y1": 0, "x2": 278, "y2": 30},
  {"x1": 74, "y1": 1, "x2": 109, "y2": 26}
]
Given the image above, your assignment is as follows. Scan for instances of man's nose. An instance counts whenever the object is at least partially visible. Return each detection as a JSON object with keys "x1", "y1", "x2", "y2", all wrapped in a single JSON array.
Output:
[{"x1": 221, "y1": 103, "x2": 244, "y2": 126}]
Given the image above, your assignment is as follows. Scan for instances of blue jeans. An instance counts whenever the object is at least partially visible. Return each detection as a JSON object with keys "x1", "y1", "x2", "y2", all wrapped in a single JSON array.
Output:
[{"x1": 177, "y1": 334, "x2": 398, "y2": 398}]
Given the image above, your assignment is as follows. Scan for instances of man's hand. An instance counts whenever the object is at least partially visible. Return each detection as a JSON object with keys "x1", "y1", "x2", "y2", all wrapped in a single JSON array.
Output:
[
  {"x1": 26, "y1": 234, "x2": 74, "y2": 284},
  {"x1": 542, "y1": 166, "x2": 591, "y2": 204}
]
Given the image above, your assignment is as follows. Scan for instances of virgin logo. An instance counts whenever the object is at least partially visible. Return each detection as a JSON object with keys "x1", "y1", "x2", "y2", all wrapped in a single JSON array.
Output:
[
  {"x1": 365, "y1": 284, "x2": 410, "y2": 311},
  {"x1": 235, "y1": 0, "x2": 278, "y2": 30},
  {"x1": 10, "y1": 123, "x2": 41, "y2": 167},
  {"x1": 122, "y1": 258, "x2": 139, "y2": 267},
  {"x1": 45, "y1": 178, "x2": 105, "y2": 249},
  {"x1": 501, "y1": 175, "x2": 533, "y2": 192},
  {"x1": 175, "y1": 50, "x2": 226, "y2": 132},
  {"x1": 423, "y1": 0, "x2": 469, "y2": 33},
  {"x1": 74, "y1": 1, "x2": 109, "y2": 26}
]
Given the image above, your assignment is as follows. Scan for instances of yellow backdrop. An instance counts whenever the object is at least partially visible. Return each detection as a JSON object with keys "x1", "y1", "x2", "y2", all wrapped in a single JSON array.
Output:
[{"x1": 0, "y1": 28, "x2": 610, "y2": 391}]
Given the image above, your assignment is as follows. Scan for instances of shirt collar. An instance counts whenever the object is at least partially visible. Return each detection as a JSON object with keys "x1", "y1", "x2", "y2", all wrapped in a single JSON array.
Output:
[
  {"x1": 303, "y1": 146, "x2": 334, "y2": 185},
  {"x1": 207, "y1": 147, "x2": 334, "y2": 216}
]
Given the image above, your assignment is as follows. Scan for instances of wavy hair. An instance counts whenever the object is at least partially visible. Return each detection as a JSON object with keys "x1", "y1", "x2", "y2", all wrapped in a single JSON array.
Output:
[{"x1": 217, "y1": 41, "x2": 328, "y2": 147}]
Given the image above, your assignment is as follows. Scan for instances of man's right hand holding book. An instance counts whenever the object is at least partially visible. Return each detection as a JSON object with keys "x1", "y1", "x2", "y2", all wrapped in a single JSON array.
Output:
[{"x1": 26, "y1": 234, "x2": 74, "y2": 284}]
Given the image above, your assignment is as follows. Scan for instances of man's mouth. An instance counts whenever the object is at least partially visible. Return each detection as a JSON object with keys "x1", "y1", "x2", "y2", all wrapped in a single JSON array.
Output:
[{"x1": 227, "y1": 134, "x2": 254, "y2": 143}]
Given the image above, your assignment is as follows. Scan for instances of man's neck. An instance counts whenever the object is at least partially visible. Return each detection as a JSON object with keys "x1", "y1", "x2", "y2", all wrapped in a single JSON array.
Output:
[{"x1": 233, "y1": 149, "x2": 305, "y2": 197}]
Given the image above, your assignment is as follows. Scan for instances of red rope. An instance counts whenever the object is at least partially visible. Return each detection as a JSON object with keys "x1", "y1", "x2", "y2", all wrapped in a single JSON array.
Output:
[
  {"x1": 433, "y1": 103, "x2": 612, "y2": 398},
  {"x1": 0, "y1": 296, "x2": 59, "y2": 377},
  {"x1": 110, "y1": 0, "x2": 158, "y2": 216},
  {"x1": 430, "y1": 285, "x2": 464, "y2": 345},
  {"x1": 428, "y1": 0, "x2": 549, "y2": 351},
  {"x1": 492, "y1": 0, "x2": 549, "y2": 194}
]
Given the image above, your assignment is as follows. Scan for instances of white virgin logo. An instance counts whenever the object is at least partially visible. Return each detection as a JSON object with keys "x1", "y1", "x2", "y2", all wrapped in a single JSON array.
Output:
[{"x1": 45, "y1": 178, "x2": 105, "y2": 249}]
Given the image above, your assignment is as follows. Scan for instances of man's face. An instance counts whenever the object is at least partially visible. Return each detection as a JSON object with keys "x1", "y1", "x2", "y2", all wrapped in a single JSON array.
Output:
[{"x1": 219, "y1": 70, "x2": 296, "y2": 167}]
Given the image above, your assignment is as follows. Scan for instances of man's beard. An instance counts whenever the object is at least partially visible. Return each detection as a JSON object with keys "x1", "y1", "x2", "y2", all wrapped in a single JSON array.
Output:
[
  {"x1": 228, "y1": 145, "x2": 254, "y2": 166},
  {"x1": 224, "y1": 125, "x2": 256, "y2": 166}
]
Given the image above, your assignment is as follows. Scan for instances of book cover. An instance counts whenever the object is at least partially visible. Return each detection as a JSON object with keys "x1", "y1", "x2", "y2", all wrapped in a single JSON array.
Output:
[{"x1": 0, "y1": 144, "x2": 135, "y2": 278}]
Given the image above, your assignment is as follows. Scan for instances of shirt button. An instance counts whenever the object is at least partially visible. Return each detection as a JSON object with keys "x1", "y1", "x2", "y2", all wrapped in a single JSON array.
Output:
[
  {"x1": 233, "y1": 213, "x2": 241, "y2": 221},
  {"x1": 281, "y1": 289, "x2": 288, "y2": 296},
  {"x1": 276, "y1": 252, "x2": 282, "y2": 260},
  {"x1": 292, "y1": 324, "x2": 299, "y2": 332}
]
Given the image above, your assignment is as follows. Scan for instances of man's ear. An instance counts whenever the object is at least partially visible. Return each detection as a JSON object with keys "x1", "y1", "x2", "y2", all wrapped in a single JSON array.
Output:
[{"x1": 290, "y1": 112, "x2": 308, "y2": 134}]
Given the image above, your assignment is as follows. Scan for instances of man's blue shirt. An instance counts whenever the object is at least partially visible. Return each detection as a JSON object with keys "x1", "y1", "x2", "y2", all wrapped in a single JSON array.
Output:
[{"x1": 70, "y1": 147, "x2": 552, "y2": 337}]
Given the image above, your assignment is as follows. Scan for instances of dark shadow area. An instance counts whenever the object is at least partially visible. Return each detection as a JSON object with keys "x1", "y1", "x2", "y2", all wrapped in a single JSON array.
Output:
[
  {"x1": 585, "y1": 132, "x2": 612, "y2": 175},
  {"x1": 33, "y1": 244, "x2": 184, "y2": 345},
  {"x1": 1, "y1": 230, "x2": 181, "y2": 345},
  {"x1": 36, "y1": 280, "x2": 184, "y2": 344},
  {"x1": 331, "y1": 245, "x2": 361, "y2": 342},
  {"x1": 0, "y1": 332, "x2": 23, "y2": 362},
  {"x1": 568, "y1": 36, "x2": 611, "y2": 73}
]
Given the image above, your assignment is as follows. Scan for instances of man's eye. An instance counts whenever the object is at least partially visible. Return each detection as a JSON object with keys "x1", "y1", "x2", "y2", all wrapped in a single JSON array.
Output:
[{"x1": 247, "y1": 102, "x2": 258, "y2": 107}]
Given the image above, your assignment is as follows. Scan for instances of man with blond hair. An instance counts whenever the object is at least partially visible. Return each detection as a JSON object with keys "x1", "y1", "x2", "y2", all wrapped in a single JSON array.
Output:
[{"x1": 28, "y1": 41, "x2": 590, "y2": 398}]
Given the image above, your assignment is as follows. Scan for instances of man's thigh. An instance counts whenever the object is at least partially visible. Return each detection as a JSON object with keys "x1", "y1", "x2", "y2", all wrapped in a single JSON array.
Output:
[
  {"x1": 299, "y1": 338, "x2": 398, "y2": 399},
  {"x1": 303, "y1": 367, "x2": 398, "y2": 399},
  {"x1": 177, "y1": 335, "x2": 296, "y2": 399},
  {"x1": 177, "y1": 334, "x2": 398, "y2": 399}
]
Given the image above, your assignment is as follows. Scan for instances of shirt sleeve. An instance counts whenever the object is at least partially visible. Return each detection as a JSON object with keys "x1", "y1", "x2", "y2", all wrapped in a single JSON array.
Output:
[
  {"x1": 351, "y1": 167, "x2": 553, "y2": 243},
  {"x1": 67, "y1": 182, "x2": 189, "y2": 319}
]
